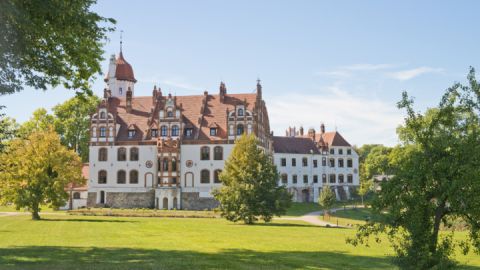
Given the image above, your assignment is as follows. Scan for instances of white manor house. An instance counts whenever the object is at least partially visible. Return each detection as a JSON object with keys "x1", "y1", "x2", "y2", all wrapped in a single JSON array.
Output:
[{"x1": 80, "y1": 49, "x2": 359, "y2": 210}]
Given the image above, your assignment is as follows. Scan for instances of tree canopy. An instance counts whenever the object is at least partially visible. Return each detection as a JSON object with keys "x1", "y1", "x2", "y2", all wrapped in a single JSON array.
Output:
[
  {"x1": 0, "y1": 129, "x2": 83, "y2": 220},
  {"x1": 0, "y1": 106, "x2": 18, "y2": 152},
  {"x1": 318, "y1": 186, "x2": 336, "y2": 216},
  {"x1": 348, "y1": 68, "x2": 480, "y2": 269},
  {"x1": 0, "y1": 0, "x2": 115, "y2": 95},
  {"x1": 212, "y1": 134, "x2": 292, "y2": 224}
]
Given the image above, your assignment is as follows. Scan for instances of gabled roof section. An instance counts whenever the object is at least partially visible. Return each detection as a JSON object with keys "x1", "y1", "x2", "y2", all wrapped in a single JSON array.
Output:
[
  {"x1": 272, "y1": 136, "x2": 320, "y2": 154},
  {"x1": 322, "y1": 131, "x2": 351, "y2": 147}
]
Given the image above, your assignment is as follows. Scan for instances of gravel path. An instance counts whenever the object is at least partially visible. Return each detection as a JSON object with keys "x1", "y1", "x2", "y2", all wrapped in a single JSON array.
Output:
[{"x1": 277, "y1": 206, "x2": 363, "y2": 228}]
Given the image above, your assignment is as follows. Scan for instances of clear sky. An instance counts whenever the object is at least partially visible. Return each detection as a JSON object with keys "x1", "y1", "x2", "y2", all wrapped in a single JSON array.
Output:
[{"x1": 1, "y1": 0, "x2": 479, "y2": 146}]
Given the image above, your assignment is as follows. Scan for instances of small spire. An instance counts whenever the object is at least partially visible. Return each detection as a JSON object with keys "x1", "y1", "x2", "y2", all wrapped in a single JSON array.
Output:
[{"x1": 120, "y1": 30, "x2": 123, "y2": 53}]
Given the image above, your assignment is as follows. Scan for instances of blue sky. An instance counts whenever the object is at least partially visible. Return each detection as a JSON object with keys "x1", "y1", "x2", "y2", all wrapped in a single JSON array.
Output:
[{"x1": 1, "y1": 0, "x2": 479, "y2": 146}]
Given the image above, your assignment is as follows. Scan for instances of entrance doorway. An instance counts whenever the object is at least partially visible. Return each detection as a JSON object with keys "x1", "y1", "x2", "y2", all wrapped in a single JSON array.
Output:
[
  {"x1": 162, "y1": 197, "x2": 168, "y2": 209},
  {"x1": 301, "y1": 189, "x2": 310, "y2": 202}
]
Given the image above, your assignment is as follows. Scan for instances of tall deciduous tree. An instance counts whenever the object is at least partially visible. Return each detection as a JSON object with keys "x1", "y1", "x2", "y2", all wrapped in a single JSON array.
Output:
[
  {"x1": 53, "y1": 95, "x2": 100, "y2": 162},
  {"x1": 0, "y1": 106, "x2": 18, "y2": 152},
  {"x1": 0, "y1": 0, "x2": 115, "y2": 95},
  {"x1": 348, "y1": 68, "x2": 480, "y2": 269},
  {"x1": 17, "y1": 108, "x2": 55, "y2": 138},
  {"x1": 0, "y1": 129, "x2": 83, "y2": 220},
  {"x1": 318, "y1": 186, "x2": 336, "y2": 218},
  {"x1": 212, "y1": 134, "x2": 292, "y2": 224}
]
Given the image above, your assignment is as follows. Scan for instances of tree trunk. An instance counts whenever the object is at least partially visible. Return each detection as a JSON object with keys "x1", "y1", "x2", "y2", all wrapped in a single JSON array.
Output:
[
  {"x1": 430, "y1": 201, "x2": 446, "y2": 254},
  {"x1": 31, "y1": 203, "x2": 41, "y2": 220}
]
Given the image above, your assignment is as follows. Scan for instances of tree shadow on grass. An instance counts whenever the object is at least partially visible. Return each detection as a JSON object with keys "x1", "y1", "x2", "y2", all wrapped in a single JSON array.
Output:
[
  {"x1": 0, "y1": 246, "x2": 403, "y2": 270},
  {"x1": 39, "y1": 218, "x2": 137, "y2": 223}
]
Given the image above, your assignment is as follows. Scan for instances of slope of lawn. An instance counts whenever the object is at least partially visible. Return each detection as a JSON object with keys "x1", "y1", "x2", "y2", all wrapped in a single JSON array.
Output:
[{"x1": 0, "y1": 214, "x2": 479, "y2": 270}]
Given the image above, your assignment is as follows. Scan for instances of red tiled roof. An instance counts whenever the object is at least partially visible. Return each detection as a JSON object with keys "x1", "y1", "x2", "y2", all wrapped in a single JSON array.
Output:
[
  {"x1": 272, "y1": 136, "x2": 320, "y2": 154},
  {"x1": 107, "y1": 92, "x2": 258, "y2": 142},
  {"x1": 115, "y1": 52, "x2": 136, "y2": 82}
]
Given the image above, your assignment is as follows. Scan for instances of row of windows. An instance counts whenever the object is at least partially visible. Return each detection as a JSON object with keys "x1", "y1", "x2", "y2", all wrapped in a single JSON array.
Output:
[
  {"x1": 150, "y1": 125, "x2": 180, "y2": 137},
  {"x1": 280, "y1": 157, "x2": 353, "y2": 168},
  {"x1": 280, "y1": 173, "x2": 353, "y2": 184},
  {"x1": 158, "y1": 158, "x2": 177, "y2": 171},
  {"x1": 200, "y1": 146, "x2": 223, "y2": 160},
  {"x1": 330, "y1": 148, "x2": 352, "y2": 155},
  {"x1": 97, "y1": 170, "x2": 138, "y2": 184},
  {"x1": 98, "y1": 147, "x2": 139, "y2": 162},
  {"x1": 200, "y1": 169, "x2": 222, "y2": 184}
]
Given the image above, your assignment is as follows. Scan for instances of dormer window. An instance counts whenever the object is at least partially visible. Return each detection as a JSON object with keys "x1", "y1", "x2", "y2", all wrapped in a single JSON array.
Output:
[
  {"x1": 238, "y1": 108, "x2": 244, "y2": 116},
  {"x1": 151, "y1": 129, "x2": 158, "y2": 137},
  {"x1": 184, "y1": 128, "x2": 193, "y2": 137},
  {"x1": 167, "y1": 110, "x2": 173, "y2": 118},
  {"x1": 210, "y1": 128, "x2": 217, "y2": 136},
  {"x1": 100, "y1": 112, "x2": 106, "y2": 119},
  {"x1": 128, "y1": 129, "x2": 136, "y2": 138}
]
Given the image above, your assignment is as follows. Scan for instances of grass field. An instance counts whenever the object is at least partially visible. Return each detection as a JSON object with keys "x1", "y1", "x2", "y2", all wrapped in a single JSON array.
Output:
[
  {"x1": 321, "y1": 207, "x2": 384, "y2": 227},
  {"x1": 0, "y1": 213, "x2": 479, "y2": 269}
]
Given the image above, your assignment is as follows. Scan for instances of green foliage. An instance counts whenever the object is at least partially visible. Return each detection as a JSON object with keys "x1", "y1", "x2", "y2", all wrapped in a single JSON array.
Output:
[
  {"x1": 348, "y1": 67, "x2": 480, "y2": 269},
  {"x1": 318, "y1": 186, "x2": 336, "y2": 215},
  {"x1": 0, "y1": 0, "x2": 115, "y2": 95},
  {"x1": 17, "y1": 108, "x2": 55, "y2": 138},
  {"x1": 0, "y1": 129, "x2": 83, "y2": 219},
  {"x1": 0, "y1": 106, "x2": 19, "y2": 152},
  {"x1": 212, "y1": 134, "x2": 292, "y2": 224},
  {"x1": 53, "y1": 95, "x2": 100, "y2": 162}
]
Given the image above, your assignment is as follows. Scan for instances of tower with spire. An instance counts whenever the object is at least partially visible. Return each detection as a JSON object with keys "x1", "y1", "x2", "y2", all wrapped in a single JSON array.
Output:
[{"x1": 105, "y1": 31, "x2": 137, "y2": 98}]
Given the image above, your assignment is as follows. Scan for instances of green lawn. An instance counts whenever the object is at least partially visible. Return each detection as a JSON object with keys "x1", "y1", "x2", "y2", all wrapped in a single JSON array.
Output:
[
  {"x1": 321, "y1": 208, "x2": 384, "y2": 227},
  {"x1": 0, "y1": 214, "x2": 479, "y2": 269}
]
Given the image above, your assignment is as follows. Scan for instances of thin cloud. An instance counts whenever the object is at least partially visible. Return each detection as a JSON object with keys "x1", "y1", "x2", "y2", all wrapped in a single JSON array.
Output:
[
  {"x1": 267, "y1": 86, "x2": 404, "y2": 146},
  {"x1": 388, "y1": 67, "x2": 444, "y2": 81},
  {"x1": 316, "y1": 63, "x2": 396, "y2": 78},
  {"x1": 342, "y1": 63, "x2": 396, "y2": 71}
]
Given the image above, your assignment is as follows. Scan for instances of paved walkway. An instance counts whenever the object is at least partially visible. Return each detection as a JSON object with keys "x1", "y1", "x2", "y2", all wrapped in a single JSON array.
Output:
[{"x1": 277, "y1": 205, "x2": 363, "y2": 228}]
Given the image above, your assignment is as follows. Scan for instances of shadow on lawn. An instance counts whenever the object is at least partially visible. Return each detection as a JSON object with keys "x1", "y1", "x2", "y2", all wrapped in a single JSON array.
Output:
[
  {"x1": 40, "y1": 218, "x2": 137, "y2": 223},
  {"x1": 0, "y1": 246, "x2": 400, "y2": 270}
]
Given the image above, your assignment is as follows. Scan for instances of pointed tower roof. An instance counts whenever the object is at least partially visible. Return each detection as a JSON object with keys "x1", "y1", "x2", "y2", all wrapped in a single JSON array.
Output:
[{"x1": 115, "y1": 51, "x2": 137, "y2": 82}]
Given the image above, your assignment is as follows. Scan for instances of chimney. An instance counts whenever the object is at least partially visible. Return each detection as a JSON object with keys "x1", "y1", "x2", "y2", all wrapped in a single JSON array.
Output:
[
  {"x1": 152, "y1": 85, "x2": 158, "y2": 105},
  {"x1": 320, "y1": 123, "x2": 325, "y2": 134},
  {"x1": 299, "y1": 126, "x2": 304, "y2": 136},
  {"x1": 126, "y1": 87, "x2": 133, "y2": 113},
  {"x1": 308, "y1": 128, "x2": 316, "y2": 141},
  {"x1": 219, "y1": 82, "x2": 226, "y2": 103},
  {"x1": 256, "y1": 79, "x2": 262, "y2": 101}
]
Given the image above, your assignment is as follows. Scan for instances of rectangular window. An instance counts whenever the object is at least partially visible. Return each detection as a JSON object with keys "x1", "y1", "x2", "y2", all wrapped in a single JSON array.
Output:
[
  {"x1": 329, "y1": 158, "x2": 335, "y2": 167},
  {"x1": 210, "y1": 128, "x2": 217, "y2": 136},
  {"x1": 339, "y1": 174, "x2": 344, "y2": 183},
  {"x1": 338, "y1": 159, "x2": 344, "y2": 168},
  {"x1": 313, "y1": 175, "x2": 318, "y2": 183},
  {"x1": 281, "y1": 174, "x2": 288, "y2": 184},
  {"x1": 347, "y1": 174, "x2": 353, "y2": 183},
  {"x1": 322, "y1": 157, "x2": 326, "y2": 166},
  {"x1": 302, "y1": 157, "x2": 308, "y2": 167},
  {"x1": 322, "y1": 174, "x2": 327, "y2": 183},
  {"x1": 339, "y1": 149, "x2": 343, "y2": 155},
  {"x1": 100, "y1": 127, "x2": 106, "y2": 137},
  {"x1": 347, "y1": 159, "x2": 353, "y2": 168},
  {"x1": 281, "y1": 158, "x2": 286, "y2": 167},
  {"x1": 291, "y1": 158, "x2": 296, "y2": 167},
  {"x1": 313, "y1": 159, "x2": 318, "y2": 168},
  {"x1": 128, "y1": 130, "x2": 135, "y2": 138},
  {"x1": 347, "y1": 149, "x2": 352, "y2": 155},
  {"x1": 184, "y1": 128, "x2": 193, "y2": 137},
  {"x1": 329, "y1": 174, "x2": 336, "y2": 183},
  {"x1": 330, "y1": 148, "x2": 335, "y2": 155},
  {"x1": 292, "y1": 175, "x2": 297, "y2": 184},
  {"x1": 303, "y1": 175, "x2": 308, "y2": 183},
  {"x1": 151, "y1": 129, "x2": 158, "y2": 137}
]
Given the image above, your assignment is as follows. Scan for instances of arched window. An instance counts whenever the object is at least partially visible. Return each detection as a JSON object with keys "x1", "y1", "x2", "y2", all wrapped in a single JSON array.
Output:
[
  {"x1": 99, "y1": 127, "x2": 106, "y2": 137},
  {"x1": 238, "y1": 108, "x2": 244, "y2": 116},
  {"x1": 162, "y1": 158, "x2": 169, "y2": 171},
  {"x1": 329, "y1": 174, "x2": 336, "y2": 183},
  {"x1": 281, "y1": 174, "x2": 288, "y2": 184},
  {"x1": 73, "y1": 192, "x2": 81, "y2": 199},
  {"x1": 98, "y1": 148, "x2": 108, "y2": 161},
  {"x1": 171, "y1": 125, "x2": 179, "y2": 136},
  {"x1": 117, "y1": 170, "x2": 126, "y2": 184},
  {"x1": 214, "y1": 146, "x2": 223, "y2": 160},
  {"x1": 214, "y1": 169, "x2": 222, "y2": 183},
  {"x1": 339, "y1": 174, "x2": 344, "y2": 183},
  {"x1": 237, "y1": 124, "x2": 244, "y2": 135},
  {"x1": 98, "y1": 170, "x2": 107, "y2": 184},
  {"x1": 347, "y1": 159, "x2": 353, "y2": 168},
  {"x1": 130, "y1": 170, "x2": 138, "y2": 184},
  {"x1": 347, "y1": 174, "x2": 353, "y2": 183},
  {"x1": 200, "y1": 169, "x2": 210, "y2": 184},
  {"x1": 130, "y1": 147, "x2": 139, "y2": 161},
  {"x1": 100, "y1": 112, "x2": 106, "y2": 119},
  {"x1": 117, "y1": 147, "x2": 126, "y2": 161},
  {"x1": 160, "y1": 125, "x2": 168, "y2": 137},
  {"x1": 322, "y1": 174, "x2": 327, "y2": 183},
  {"x1": 200, "y1": 146, "x2": 210, "y2": 160},
  {"x1": 329, "y1": 158, "x2": 335, "y2": 167},
  {"x1": 171, "y1": 158, "x2": 177, "y2": 171}
]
